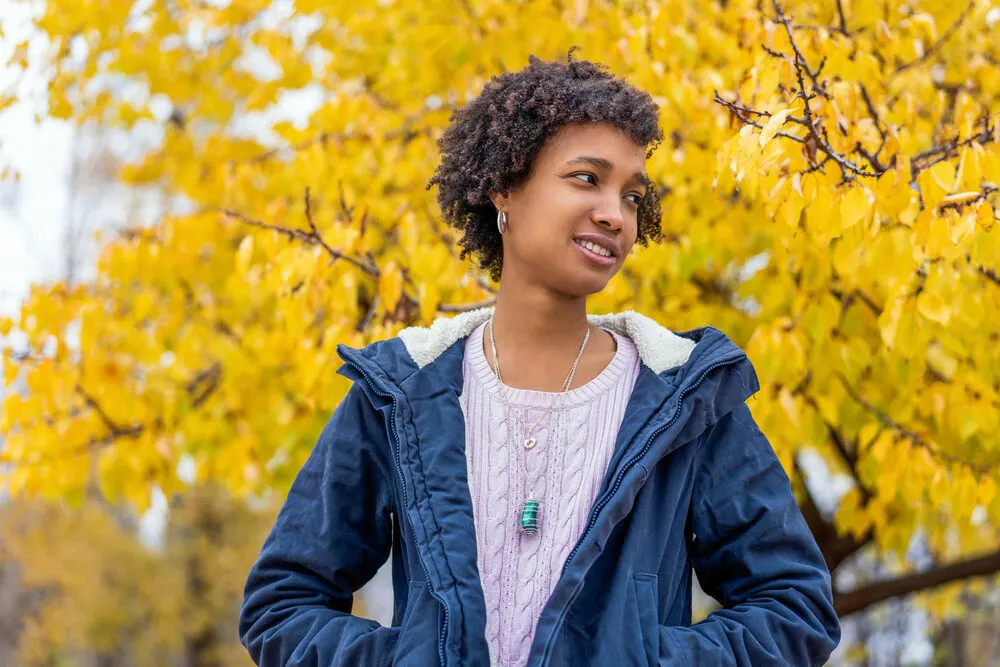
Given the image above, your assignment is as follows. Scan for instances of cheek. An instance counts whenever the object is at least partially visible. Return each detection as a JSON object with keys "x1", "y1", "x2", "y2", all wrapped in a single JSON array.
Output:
[{"x1": 627, "y1": 218, "x2": 639, "y2": 243}]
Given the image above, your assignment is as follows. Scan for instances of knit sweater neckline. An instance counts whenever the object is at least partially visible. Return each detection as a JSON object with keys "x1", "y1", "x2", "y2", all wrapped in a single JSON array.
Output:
[{"x1": 466, "y1": 320, "x2": 635, "y2": 408}]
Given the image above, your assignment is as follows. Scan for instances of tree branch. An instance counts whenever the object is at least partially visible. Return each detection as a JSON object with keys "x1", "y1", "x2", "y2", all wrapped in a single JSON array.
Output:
[
  {"x1": 835, "y1": 371, "x2": 995, "y2": 474},
  {"x1": 216, "y1": 202, "x2": 380, "y2": 277},
  {"x1": 834, "y1": 0, "x2": 850, "y2": 36},
  {"x1": 893, "y1": 1, "x2": 975, "y2": 75},
  {"x1": 438, "y1": 298, "x2": 496, "y2": 313},
  {"x1": 836, "y1": 548, "x2": 1000, "y2": 616},
  {"x1": 7, "y1": 362, "x2": 224, "y2": 466},
  {"x1": 793, "y1": 457, "x2": 874, "y2": 573}
]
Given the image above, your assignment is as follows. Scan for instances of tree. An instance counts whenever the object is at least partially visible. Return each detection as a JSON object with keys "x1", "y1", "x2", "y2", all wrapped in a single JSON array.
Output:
[
  {"x1": 1, "y1": 0, "x2": 998, "y2": 634},
  {"x1": 0, "y1": 484, "x2": 277, "y2": 666}
]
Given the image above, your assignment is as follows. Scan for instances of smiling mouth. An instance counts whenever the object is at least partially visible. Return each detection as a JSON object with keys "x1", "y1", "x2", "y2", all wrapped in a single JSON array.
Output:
[{"x1": 573, "y1": 238, "x2": 615, "y2": 258}]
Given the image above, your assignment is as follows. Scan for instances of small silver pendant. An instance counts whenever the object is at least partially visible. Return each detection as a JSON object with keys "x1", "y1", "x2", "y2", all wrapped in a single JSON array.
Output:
[{"x1": 524, "y1": 437, "x2": 536, "y2": 450}]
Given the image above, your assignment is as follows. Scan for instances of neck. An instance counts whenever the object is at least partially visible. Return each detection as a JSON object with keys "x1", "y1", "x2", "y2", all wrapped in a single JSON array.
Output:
[{"x1": 489, "y1": 281, "x2": 591, "y2": 360}]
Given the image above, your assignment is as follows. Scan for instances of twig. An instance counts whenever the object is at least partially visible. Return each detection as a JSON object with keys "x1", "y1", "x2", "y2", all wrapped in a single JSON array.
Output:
[
  {"x1": 771, "y1": 0, "x2": 829, "y2": 98},
  {"x1": 979, "y1": 264, "x2": 1000, "y2": 287},
  {"x1": 8, "y1": 363, "x2": 224, "y2": 466},
  {"x1": 438, "y1": 298, "x2": 496, "y2": 313},
  {"x1": 835, "y1": 372, "x2": 994, "y2": 475},
  {"x1": 834, "y1": 0, "x2": 850, "y2": 35},
  {"x1": 893, "y1": 0, "x2": 975, "y2": 75},
  {"x1": 216, "y1": 204, "x2": 380, "y2": 276},
  {"x1": 75, "y1": 384, "x2": 143, "y2": 440},
  {"x1": 858, "y1": 83, "x2": 888, "y2": 156},
  {"x1": 911, "y1": 123, "x2": 996, "y2": 175},
  {"x1": 713, "y1": 91, "x2": 806, "y2": 143}
]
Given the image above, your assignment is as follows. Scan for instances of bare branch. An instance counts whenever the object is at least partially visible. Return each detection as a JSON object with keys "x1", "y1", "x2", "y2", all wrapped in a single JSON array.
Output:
[
  {"x1": 771, "y1": 0, "x2": 829, "y2": 98},
  {"x1": 712, "y1": 91, "x2": 805, "y2": 144},
  {"x1": 893, "y1": 0, "x2": 975, "y2": 75},
  {"x1": 835, "y1": 372, "x2": 995, "y2": 475},
  {"x1": 216, "y1": 204, "x2": 381, "y2": 277},
  {"x1": 793, "y1": 456, "x2": 873, "y2": 573},
  {"x1": 8, "y1": 363, "x2": 224, "y2": 466},
  {"x1": 911, "y1": 123, "x2": 997, "y2": 176},
  {"x1": 438, "y1": 298, "x2": 497, "y2": 313},
  {"x1": 836, "y1": 548, "x2": 1000, "y2": 616},
  {"x1": 75, "y1": 383, "x2": 143, "y2": 440},
  {"x1": 834, "y1": 0, "x2": 850, "y2": 36},
  {"x1": 858, "y1": 83, "x2": 888, "y2": 148}
]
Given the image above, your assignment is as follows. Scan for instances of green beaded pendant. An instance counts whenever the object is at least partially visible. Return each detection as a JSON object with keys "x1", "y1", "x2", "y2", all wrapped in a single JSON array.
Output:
[{"x1": 520, "y1": 500, "x2": 540, "y2": 535}]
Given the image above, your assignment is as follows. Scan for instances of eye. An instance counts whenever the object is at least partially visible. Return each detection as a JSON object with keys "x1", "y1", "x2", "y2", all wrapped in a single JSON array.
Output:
[{"x1": 571, "y1": 173, "x2": 644, "y2": 207}]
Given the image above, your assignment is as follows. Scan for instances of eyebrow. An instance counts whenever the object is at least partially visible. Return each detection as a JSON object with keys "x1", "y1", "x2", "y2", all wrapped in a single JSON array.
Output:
[{"x1": 564, "y1": 156, "x2": 649, "y2": 188}]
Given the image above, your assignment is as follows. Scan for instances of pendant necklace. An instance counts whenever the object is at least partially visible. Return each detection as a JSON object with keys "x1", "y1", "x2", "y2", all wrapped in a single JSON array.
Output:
[{"x1": 487, "y1": 313, "x2": 590, "y2": 536}]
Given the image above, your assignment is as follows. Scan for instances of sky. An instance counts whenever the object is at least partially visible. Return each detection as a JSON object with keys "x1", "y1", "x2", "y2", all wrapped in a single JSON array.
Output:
[{"x1": 0, "y1": 2, "x2": 73, "y2": 318}]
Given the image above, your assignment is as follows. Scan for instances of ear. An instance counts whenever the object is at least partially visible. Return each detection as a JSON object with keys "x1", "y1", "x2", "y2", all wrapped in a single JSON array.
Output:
[{"x1": 489, "y1": 192, "x2": 507, "y2": 211}]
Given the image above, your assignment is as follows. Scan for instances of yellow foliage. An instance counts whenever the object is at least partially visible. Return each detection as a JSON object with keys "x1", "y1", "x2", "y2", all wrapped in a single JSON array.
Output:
[
  {"x1": 1, "y1": 0, "x2": 999, "y2": 628},
  {"x1": 0, "y1": 486, "x2": 273, "y2": 665}
]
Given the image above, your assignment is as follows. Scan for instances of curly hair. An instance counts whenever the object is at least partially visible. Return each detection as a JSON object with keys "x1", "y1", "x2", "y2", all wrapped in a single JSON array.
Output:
[{"x1": 426, "y1": 47, "x2": 666, "y2": 283}]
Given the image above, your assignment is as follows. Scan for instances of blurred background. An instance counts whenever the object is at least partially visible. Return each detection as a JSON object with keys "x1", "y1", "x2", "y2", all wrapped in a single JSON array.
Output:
[{"x1": 1, "y1": 0, "x2": 999, "y2": 665}]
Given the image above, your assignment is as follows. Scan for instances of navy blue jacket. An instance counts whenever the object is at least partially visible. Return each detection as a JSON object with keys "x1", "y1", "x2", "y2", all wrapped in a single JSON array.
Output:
[{"x1": 239, "y1": 308, "x2": 841, "y2": 666}]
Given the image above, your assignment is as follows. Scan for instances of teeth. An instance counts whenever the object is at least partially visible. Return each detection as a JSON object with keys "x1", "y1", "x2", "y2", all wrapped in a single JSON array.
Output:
[{"x1": 576, "y1": 239, "x2": 612, "y2": 258}]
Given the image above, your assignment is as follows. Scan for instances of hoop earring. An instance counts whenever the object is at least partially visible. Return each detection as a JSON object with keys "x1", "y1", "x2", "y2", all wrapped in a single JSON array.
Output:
[{"x1": 497, "y1": 208, "x2": 508, "y2": 234}]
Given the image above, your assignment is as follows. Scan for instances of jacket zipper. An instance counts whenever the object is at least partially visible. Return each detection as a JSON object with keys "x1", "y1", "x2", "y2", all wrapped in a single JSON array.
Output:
[
  {"x1": 539, "y1": 353, "x2": 747, "y2": 663},
  {"x1": 342, "y1": 357, "x2": 451, "y2": 667}
]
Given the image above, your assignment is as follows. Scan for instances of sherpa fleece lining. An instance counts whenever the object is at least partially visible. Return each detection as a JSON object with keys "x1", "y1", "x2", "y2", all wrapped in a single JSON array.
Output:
[{"x1": 397, "y1": 305, "x2": 697, "y2": 374}]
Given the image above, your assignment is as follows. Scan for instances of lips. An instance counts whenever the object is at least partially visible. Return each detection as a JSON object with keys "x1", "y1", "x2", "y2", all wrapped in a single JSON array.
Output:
[
  {"x1": 572, "y1": 234, "x2": 618, "y2": 258},
  {"x1": 573, "y1": 239, "x2": 614, "y2": 258},
  {"x1": 574, "y1": 239, "x2": 617, "y2": 267}
]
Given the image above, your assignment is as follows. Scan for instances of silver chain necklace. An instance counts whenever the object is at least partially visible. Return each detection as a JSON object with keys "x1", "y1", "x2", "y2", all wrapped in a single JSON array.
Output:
[{"x1": 487, "y1": 312, "x2": 590, "y2": 536}]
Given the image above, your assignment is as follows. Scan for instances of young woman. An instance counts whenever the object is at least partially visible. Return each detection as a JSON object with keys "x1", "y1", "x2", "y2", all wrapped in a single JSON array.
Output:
[{"x1": 239, "y1": 51, "x2": 841, "y2": 667}]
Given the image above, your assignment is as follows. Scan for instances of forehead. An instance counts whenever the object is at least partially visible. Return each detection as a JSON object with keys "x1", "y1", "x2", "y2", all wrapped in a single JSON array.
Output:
[{"x1": 538, "y1": 122, "x2": 646, "y2": 166}]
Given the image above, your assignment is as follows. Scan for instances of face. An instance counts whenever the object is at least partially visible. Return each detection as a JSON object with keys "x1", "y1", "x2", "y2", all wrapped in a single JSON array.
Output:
[{"x1": 490, "y1": 122, "x2": 647, "y2": 297}]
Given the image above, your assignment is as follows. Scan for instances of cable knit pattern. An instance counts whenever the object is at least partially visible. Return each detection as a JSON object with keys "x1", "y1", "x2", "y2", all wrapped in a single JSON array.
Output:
[{"x1": 458, "y1": 320, "x2": 641, "y2": 667}]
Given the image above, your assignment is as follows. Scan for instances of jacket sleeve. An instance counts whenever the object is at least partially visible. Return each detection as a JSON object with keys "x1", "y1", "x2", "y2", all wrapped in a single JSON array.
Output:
[
  {"x1": 239, "y1": 382, "x2": 399, "y2": 667},
  {"x1": 659, "y1": 402, "x2": 841, "y2": 666}
]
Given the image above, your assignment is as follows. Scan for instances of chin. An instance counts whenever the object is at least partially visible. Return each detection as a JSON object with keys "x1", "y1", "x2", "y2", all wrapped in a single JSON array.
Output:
[{"x1": 561, "y1": 270, "x2": 618, "y2": 298}]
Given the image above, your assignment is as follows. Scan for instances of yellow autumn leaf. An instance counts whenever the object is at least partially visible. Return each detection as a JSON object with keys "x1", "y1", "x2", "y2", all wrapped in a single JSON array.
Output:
[
  {"x1": 939, "y1": 191, "x2": 982, "y2": 206},
  {"x1": 976, "y1": 202, "x2": 996, "y2": 230},
  {"x1": 3, "y1": 358, "x2": 19, "y2": 386},
  {"x1": 917, "y1": 291, "x2": 951, "y2": 324},
  {"x1": 978, "y1": 478, "x2": 997, "y2": 507},
  {"x1": 378, "y1": 262, "x2": 404, "y2": 311},
  {"x1": 758, "y1": 108, "x2": 791, "y2": 149},
  {"x1": 839, "y1": 185, "x2": 872, "y2": 231},
  {"x1": 236, "y1": 235, "x2": 254, "y2": 274},
  {"x1": 929, "y1": 160, "x2": 957, "y2": 194},
  {"x1": 926, "y1": 340, "x2": 958, "y2": 380}
]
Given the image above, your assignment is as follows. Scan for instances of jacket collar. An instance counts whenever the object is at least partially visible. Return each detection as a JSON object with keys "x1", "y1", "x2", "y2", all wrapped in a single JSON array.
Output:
[
  {"x1": 396, "y1": 306, "x2": 698, "y2": 374},
  {"x1": 337, "y1": 306, "x2": 760, "y2": 412}
]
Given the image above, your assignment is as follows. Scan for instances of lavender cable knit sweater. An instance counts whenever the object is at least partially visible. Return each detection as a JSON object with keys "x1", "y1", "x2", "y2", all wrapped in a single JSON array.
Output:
[{"x1": 458, "y1": 320, "x2": 641, "y2": 667}]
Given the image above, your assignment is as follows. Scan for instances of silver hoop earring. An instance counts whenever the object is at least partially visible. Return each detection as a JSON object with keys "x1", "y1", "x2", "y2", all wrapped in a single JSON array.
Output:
[{"x1": 497, "y1": 208, "x2": 508, "y2": 234}]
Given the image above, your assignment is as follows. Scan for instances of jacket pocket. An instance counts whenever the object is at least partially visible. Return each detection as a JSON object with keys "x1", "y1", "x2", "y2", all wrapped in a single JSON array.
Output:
[
  {"x1": 392, "y1": 579, "x2": 439, "y2": 665},
  {"x1": 632, "y1": 572, "x2": 660, "y2": 667},
  {"x1": 399, "y1": 580, "x2": 424, "y2": 633}
]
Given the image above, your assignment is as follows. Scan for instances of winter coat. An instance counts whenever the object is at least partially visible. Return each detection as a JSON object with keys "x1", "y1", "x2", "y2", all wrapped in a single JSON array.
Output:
[{"x1": 239, "y1": 306, "x2": 841, "y2": 666}]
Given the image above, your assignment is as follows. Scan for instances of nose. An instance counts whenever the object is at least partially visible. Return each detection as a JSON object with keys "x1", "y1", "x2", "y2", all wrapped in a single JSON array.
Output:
[
  {"x1": 591, "y1": 192, "x2": 625, "y2": 231},
  {"x1": 593, "y1": 202, "x2": 626, "y2": 231}
]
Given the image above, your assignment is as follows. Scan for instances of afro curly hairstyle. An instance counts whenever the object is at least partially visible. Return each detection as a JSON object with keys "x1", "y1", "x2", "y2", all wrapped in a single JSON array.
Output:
[{"x1": 426, "y1": 47, "x2": 666, "y2": 283}]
